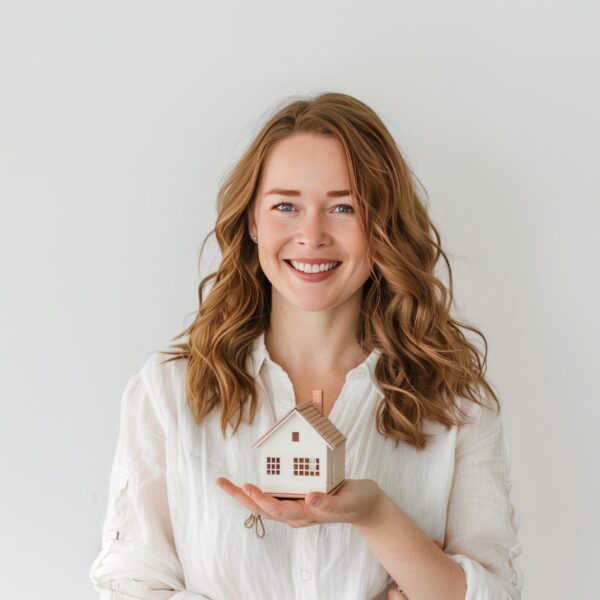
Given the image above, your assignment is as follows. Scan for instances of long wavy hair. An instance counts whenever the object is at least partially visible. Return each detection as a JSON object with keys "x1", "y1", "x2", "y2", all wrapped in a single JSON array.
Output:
[{"x1": 160, "y1": 91, "x2": 500, "y2": 450}]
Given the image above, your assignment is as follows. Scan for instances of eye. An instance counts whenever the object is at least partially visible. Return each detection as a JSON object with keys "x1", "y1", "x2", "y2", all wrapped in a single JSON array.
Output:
[
  {"x1": 271, "y1": 202, "x2": 295, "y2": 212},
  {"x1": 333, "y1": 204, "x2": 354, "y2": 213},
  {"x1": 271, "y1": 203, "x2": 354, "y2": 214}
]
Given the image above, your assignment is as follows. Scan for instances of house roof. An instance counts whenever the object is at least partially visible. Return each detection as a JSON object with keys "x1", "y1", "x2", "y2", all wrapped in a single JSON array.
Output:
[{"x1": 252, "y1": 400, "x2": 346, "y2": 450}]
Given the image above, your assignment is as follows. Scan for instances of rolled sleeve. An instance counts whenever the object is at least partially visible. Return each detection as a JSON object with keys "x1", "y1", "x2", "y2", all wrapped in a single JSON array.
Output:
[
  {"x1": 89, "y1": 363, "x2": 211, "y2": 599},
  {"x1": 444, "y1": 396, "x2": 524, "y2": 599}
]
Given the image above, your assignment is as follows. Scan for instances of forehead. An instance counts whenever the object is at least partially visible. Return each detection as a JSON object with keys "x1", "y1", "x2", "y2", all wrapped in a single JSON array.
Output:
[{"x1": 258, "y1": 134, "x2": 350, "y2": 192}]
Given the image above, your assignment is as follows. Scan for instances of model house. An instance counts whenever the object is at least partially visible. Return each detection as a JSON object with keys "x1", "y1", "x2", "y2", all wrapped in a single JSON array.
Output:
[{"x1": 252, "y1": 390, "x2": 346, "y2": 499}]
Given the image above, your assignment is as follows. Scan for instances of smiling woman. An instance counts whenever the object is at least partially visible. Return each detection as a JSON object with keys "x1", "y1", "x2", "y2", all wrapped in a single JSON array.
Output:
[
  {"x1": 89, "y1": 91, "x2": 523, "y2": 600},
  {"x1": 246, "y1": 132, "x2": 372, "y2": 313}
]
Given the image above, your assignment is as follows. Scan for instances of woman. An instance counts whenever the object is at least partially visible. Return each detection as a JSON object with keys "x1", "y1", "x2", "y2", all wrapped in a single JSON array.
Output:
[{"x1": 89, "y1": 92, "x2": 522, "y2": 599}]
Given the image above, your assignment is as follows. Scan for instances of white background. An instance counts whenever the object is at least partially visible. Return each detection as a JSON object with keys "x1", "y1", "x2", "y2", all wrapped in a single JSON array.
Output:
[{"x1": 1, "y1": 1, "x2": 598, "y2": 598}]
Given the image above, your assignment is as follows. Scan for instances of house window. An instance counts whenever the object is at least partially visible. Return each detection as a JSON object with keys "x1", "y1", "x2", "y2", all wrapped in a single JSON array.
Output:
[
  {"x1": 292, "y1": 432, "x2": 299, "y2": 442},
  {"x1": 293, "y1": 457, "x2": 320, "y2": 476},
  {"x1": 266, "y1": 457, "x2": 280, "y2": 475}
]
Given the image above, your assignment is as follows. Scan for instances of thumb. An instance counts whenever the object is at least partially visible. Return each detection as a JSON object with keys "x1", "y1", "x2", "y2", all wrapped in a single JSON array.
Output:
[{"x1": 306, "y1": 493, "x2": 328, "y2": 509}]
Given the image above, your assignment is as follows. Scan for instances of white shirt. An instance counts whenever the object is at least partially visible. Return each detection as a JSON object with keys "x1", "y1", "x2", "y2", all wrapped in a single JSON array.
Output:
[{"x1": 89, "y1": 332, "x2": 523, "y2": 599}]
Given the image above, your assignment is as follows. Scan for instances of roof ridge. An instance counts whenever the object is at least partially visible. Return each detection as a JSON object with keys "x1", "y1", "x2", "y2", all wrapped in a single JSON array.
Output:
[{"x1": 253, "y1": 400, "x2": 347, "y2": 449}]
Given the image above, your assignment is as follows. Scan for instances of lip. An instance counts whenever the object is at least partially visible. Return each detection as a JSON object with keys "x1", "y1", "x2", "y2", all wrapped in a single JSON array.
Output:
[
  {"x1": 284, "y1": 259, "x2": 341, "y2": 282},
  {"x1": 285, "y1": 258, "x2": 342, "y2": 265}
]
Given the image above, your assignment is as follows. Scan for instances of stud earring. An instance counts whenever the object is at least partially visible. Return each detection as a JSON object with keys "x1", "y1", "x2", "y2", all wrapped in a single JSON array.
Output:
[{"x1": 251, "y1": 235, "x2": 258, "y2": 243}]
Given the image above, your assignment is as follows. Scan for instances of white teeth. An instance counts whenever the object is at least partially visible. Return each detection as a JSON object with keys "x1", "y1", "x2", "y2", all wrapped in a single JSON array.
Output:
[{"x1": 289, "y1": 260, "x2": 340, "y2": 273}]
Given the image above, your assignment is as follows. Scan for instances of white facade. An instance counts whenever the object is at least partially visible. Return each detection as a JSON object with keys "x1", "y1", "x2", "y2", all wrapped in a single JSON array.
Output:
[{"x1": 256, "y1": 412, "x2": 345, "y2": 496}]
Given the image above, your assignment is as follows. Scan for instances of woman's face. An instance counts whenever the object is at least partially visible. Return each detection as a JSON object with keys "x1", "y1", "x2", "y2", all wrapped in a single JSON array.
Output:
[{"x1": 248, "y1": 133, "x2": 371, "y2": 313}]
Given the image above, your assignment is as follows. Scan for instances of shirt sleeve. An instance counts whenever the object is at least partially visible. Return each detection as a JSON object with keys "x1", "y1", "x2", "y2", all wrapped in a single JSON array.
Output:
[
  {"x1": 443, "y1": 395, "x2": 524, "y2": 600},
  {"x1": 89, "y1": 363, "x2": 212, "y2": 600}
]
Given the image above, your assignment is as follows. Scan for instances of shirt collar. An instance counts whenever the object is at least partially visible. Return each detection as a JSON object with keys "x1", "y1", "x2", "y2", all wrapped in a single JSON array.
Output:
[{"x1": 247, "y1": 331, "x2": 385, "y2": 398}]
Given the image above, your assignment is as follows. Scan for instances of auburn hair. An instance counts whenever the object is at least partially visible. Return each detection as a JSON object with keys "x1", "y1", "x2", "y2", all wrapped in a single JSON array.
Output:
[{"x1": 160, "y1": 91, "x2": 500, "y2": 450}]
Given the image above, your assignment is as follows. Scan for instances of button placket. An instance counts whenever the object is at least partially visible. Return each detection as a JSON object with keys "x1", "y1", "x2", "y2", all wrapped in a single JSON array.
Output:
[{"x1": 296, "y1": 525, "x2": 319, "y2": 599}]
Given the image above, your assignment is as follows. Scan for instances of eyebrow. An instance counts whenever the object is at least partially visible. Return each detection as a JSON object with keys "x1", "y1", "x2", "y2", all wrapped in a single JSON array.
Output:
[{"x1": 265, "y1": 188, "x2": 351, "y2": 198}]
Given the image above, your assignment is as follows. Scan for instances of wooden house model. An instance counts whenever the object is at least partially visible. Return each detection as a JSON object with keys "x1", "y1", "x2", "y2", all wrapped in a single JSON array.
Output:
[{"x1": 252, "y1": 390, "x2": 346, "y2": 499}]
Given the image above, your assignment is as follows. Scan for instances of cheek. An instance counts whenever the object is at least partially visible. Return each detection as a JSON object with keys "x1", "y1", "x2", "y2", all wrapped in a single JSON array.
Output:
[
  {"x1": 260, "y1": 225, "x2": 289, "y2": 249},
  {"x1": 348, "y1": 231, "x2": 369, "y2": 258},
  {"x1": 263, "y1": 212, "x2": 293, "y2": 231},
  {"x1": 354, "y1": 259, "x2": 372, "y2": 284},
  {"x1": 349, "y1": 236, "x2": 371, "y2": 277}
]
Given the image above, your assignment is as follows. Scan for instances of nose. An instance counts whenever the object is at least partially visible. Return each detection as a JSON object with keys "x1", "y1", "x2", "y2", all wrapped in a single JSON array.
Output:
[{"x1": 296, "y1": 209, "x2": 332, "y2": 249}]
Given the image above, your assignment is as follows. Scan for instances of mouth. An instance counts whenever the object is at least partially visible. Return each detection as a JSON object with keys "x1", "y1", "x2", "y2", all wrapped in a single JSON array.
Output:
[{"x1": 283, "y1": 259, "x2": 342, "y2": 274}]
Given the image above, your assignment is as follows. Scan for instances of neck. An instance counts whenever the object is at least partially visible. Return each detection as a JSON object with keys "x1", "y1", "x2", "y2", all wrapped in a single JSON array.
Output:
[{"x1": 264, "y1": 291, "x2": 368, "y2": 377}]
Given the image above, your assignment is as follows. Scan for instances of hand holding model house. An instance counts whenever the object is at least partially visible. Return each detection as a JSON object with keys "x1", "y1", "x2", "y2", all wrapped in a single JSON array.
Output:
[
  {"x1": 215, "y1": 390, "x2": 444, "y2": 599},
  {"x1": 215, "y1": 390, "x2": 386, "y2": 529}
]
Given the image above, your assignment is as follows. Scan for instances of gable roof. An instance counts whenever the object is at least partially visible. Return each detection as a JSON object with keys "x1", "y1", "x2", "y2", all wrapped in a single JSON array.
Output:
[{"x1": 252, "y1": 400, "x2": 346, "y2": 450}]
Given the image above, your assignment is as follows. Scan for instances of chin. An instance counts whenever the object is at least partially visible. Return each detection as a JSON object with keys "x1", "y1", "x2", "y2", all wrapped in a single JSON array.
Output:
[{"x1": 283, "y1": 295, "x2": 341, "y2": 312}]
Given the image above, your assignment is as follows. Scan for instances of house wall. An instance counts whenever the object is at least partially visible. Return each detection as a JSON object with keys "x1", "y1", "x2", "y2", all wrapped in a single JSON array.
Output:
[
  {"x1": 329, "y1": 442, "x2": 346, "y2": 492},
  {"x1": 258, "y1": 414, "x2": 329, "y2": 494}
]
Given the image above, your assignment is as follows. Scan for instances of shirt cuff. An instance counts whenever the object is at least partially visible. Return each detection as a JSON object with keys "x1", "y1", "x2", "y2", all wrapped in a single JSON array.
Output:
[{"x1": 447, "y1": 553, "x2": 521, "y2": 600}]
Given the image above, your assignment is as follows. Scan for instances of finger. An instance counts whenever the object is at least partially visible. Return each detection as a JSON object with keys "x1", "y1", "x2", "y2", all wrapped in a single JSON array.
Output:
[
  {"x1": 304, "y1": 480, "x2": 371, "y2": 520},
  {"x1": 242, "y1": 483, "x2": 307, "y2": 521},
  {"x1": 303, "y1": 491, "x2": 341, "y2": 520},
  {"x1": 387, "y1": 587, "x2": 405, "y2": 599},
  {"x1": 215, "y1": 478, "x2": 267, "y2": 516},
  {"x1": 305, "y1": 492, "x2": 326, "y2": 508}
]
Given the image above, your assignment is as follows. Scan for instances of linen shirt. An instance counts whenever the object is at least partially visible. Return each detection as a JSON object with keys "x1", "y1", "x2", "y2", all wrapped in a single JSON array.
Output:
[{"x1": 89, "y1": 332, "x2": 523, "y2": 599}]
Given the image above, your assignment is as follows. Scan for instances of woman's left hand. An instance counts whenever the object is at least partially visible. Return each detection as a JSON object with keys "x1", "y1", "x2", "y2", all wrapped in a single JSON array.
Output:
[{"x1": 215, "y1": 477, "x2": 386, "y2": 528}]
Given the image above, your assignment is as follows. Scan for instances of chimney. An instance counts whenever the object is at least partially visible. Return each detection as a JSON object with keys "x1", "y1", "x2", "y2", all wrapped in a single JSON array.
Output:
[{"x1": 312, "y1": 389, "x2": 323, "y2": 416}]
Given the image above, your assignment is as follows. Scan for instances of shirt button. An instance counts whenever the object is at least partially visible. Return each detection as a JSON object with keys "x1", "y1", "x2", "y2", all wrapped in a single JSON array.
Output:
[{"x1": 300, "y1": 569, "x2": 312, "y2": 581}]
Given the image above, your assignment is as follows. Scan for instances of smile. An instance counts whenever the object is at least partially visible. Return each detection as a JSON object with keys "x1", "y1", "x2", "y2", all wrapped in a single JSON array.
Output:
[{"x1": 283, "y1": 259, "x2": 342, "y2": 282}]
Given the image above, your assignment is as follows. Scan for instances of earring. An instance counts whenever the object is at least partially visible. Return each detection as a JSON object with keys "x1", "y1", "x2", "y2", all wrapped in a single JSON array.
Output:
[{"x1": 251, "y1": 235, "x2": 258, "y2": 243}]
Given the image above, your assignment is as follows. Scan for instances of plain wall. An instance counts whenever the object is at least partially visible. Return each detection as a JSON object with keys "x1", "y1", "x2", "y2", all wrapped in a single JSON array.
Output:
[{"x1": 1, "y1": 1, "x2": 598, "y2": 598}]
